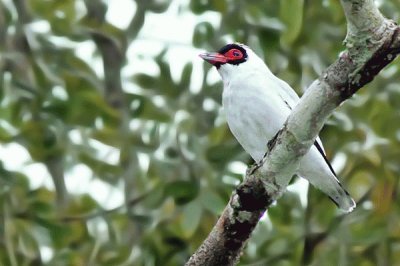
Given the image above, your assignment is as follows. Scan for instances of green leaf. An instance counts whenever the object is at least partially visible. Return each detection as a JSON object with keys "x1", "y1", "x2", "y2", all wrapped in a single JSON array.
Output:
[
  {"x1": 0, "y1": 125, "x2": 13, "y2": 142},
  {"x1": 193, "y1": 22, "x2": 214, "y2": 47},
  {"x1": 179, "y1": 63, "x2": 193, "y2": 90},
  {"x1": 200, "y1": 189, "x2": 226, "y2": 215},
  {"x1": 165, "y1": 181, "x2": 199, "y2": 205},
  {"x1": 280, "y1": 0, "x2": 304, "y2": 45},
  {"x1": 62, "y1": 194, "x2": 98, "y2": 218},
  {"x1": 205, "y1": 142, "x2": 243, "y2": 165},
  {"x1": 29, "y1": 188, "x2": 55, "y2": 216},
  {"x1": 180, "y1": 200, "x2": 202, "y2": 238},
  {"x1": 129, "y1": 94, "x2": 170, "y2": 122},
  {"x1": 19, "y1": 120, "x2": 62, "y2": 161},
  {"x1": 134, "y1": 73, "x2": 158, "y2": 89},
  {"x1": 189, "y1": 0, "x2": 227, "y2": 14},
  {"x1": 90, "y1": 126, "x2": 123, "y2": 147},
  {"x1": 145, "y1": 0, "x2": 171, "y2": 13},
  {"x1": 29, "y1": 0, "x2": 77, "y2": 36},
  {"x1": 78, "y1": 152, "x2": 121, "y2": 183}
]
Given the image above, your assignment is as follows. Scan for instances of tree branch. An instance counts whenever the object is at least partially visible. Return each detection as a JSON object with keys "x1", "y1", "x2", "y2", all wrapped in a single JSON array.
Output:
[{"x1": 186, "y1": 1, "x2": 400, "y2": 265}]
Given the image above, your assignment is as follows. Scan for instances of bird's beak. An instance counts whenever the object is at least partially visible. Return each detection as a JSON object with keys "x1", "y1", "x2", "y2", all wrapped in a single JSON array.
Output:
[{"x1": 199, "y1": 52, "x2": 228, "y2": 66}]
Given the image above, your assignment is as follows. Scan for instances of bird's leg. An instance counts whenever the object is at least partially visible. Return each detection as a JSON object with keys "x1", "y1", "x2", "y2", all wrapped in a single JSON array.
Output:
[
  {"x1": 247, "y1": 161, "x2": 262, "y2": 175},
  {"x1": 248, "y1": 130, "x2": 283, "y2": 176},
  {"x1": 261, "y1": 130, "x2": 282, "y2": 161},
  {"x1": 267, "y1": 130, "x2": 281, "y2": 152}
]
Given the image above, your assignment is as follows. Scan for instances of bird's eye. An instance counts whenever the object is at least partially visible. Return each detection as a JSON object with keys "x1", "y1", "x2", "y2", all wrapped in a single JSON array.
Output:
[{"x1": 225, "y1": 49, "x2": 243, "y2": 60}]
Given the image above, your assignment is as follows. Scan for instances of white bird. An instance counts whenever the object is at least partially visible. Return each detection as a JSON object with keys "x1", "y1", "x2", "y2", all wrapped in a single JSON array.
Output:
[{"x1": 199, "y1": 43, "x2": 356, "y2": 212}]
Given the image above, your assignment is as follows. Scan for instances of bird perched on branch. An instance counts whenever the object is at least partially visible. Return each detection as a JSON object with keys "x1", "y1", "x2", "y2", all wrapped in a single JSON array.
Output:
[{"x1": 199, "y1": 43, "x2": 356, "y2": 212}]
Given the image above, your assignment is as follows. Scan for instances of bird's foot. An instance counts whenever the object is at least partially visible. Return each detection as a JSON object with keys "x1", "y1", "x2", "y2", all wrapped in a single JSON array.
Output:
[{"x1": 247, "y1": 161, "x2": 262, "y2": 175}]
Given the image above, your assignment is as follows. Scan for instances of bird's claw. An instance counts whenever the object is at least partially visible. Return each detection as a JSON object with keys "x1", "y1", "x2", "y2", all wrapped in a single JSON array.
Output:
[{"x1": 247, "y1": 161, "x2": 262, "y2": 175}]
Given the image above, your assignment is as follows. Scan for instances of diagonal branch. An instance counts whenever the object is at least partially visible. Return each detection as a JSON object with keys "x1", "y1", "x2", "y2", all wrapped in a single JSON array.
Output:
[{"x1": 186, "y1": 1, "x2": 400, "y2": 265}]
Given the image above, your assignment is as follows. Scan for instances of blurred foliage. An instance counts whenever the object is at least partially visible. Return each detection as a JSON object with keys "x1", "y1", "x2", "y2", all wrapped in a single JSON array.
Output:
[{"x1": 0, "y1": 0, "x2": 399, "y2": 265}]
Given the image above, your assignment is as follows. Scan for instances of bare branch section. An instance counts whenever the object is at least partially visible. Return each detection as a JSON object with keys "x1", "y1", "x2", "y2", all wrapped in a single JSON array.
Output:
[{"x1": 186, "y1": 1, "x2": 400, "y2": 265}]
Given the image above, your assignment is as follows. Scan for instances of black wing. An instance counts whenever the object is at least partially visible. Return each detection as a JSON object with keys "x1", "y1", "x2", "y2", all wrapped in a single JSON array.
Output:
[{"x1": 313, "y1": 140, "x2": 337, "y2": 177}]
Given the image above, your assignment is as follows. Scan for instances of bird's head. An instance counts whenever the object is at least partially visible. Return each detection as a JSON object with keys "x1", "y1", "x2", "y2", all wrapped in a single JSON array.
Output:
[{"x1": 199, "y1": 43, "x2": 264, "y2": 80}]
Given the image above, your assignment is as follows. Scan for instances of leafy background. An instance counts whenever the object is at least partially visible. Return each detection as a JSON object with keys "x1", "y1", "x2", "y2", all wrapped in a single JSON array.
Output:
[{"x1": 0, "y1": 0, "x2": 400, "y2": 265}]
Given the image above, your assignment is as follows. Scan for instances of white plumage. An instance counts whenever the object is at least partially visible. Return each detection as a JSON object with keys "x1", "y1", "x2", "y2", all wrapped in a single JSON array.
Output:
[{"x1": 200, "y1": 43, "x2": 356, "y2": 212}]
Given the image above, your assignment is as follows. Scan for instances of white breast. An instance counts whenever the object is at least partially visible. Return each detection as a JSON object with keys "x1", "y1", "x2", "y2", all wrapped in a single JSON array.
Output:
[{"x1": 222, "y1": 74, "x2": 291, "y2": 162}]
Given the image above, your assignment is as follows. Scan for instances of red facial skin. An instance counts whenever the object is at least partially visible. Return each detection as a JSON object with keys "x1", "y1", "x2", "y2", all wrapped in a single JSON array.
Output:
[{"x1": 199, "y1": 48, "x2": 244, "y2": 66}]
